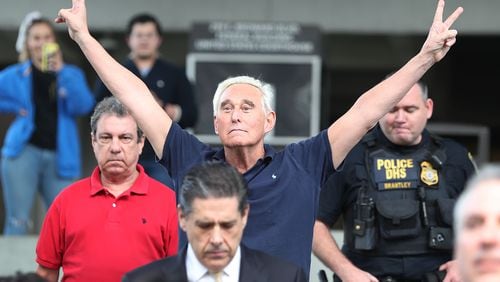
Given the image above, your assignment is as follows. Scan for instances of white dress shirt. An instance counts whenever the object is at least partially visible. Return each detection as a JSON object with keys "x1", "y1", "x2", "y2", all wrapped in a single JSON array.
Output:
[{"x1": 185, "y1": 244, "x2": 241, "y2": 282}]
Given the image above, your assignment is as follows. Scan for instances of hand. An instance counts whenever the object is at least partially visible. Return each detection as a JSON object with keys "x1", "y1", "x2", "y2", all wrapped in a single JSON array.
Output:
[
  {"x1": 420, "y1": 0, "x2": 463, "y2": 63},
  {"x1": 19, "y1": 108, "x2": 28, "y2": 117},
  {"x1": 440, "y1": 259, "x2": 462, "y2": 282},
  {"x1": 55, "y1": 0, "x2": 89, "y2": 42},
  {"x1": 47, "y1": 49, "x2": 64, "y2": 72},
  {"x1": 337, "y1": 264, "x2": 379, "y2": 282}
]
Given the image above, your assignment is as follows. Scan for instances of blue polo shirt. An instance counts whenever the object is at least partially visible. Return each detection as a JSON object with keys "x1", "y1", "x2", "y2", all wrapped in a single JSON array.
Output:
[{"x1": 161, "y1": 123, "x2": 334, "y2": 275}]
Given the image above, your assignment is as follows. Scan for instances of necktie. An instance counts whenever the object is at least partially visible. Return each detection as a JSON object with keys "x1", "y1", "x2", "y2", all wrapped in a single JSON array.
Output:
[{"x1": 212, "y1": 271, "x2": 222, "y2": 282}]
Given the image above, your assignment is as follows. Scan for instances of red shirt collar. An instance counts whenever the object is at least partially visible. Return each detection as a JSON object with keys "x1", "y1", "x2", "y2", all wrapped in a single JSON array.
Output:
[{"x1": 89, "y1": 164, "x2": 149, "y2": 196}]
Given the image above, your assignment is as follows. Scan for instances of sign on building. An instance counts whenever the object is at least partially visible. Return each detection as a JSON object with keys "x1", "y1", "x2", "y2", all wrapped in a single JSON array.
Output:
[{"x1": 187, "y1": 21, "x2": 322, "y2": 145}]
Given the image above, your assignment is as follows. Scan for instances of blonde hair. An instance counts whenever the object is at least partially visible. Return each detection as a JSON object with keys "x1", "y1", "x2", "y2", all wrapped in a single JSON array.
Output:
[{"x1": 17, "y1": 18, "x2": 57, "y2": 62}]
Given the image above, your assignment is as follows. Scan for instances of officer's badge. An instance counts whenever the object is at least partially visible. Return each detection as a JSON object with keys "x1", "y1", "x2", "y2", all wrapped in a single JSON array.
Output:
[{"x1": 420, "y1": 161, "x2": 438, "y2": 186}]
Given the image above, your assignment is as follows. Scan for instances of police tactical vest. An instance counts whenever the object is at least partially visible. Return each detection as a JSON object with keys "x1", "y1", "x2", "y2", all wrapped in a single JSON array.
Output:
[{"x1": 347, "y1": 131, "x2": 456, "y2": 256}]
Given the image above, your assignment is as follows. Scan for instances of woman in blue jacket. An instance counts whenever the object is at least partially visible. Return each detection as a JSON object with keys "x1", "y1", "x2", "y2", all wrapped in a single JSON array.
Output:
[{"x1": 0, "y1": 13, "x2": 95, "y2": 235}]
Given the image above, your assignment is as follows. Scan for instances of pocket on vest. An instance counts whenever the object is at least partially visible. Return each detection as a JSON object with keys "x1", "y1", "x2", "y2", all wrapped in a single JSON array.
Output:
[{"x1": 376, "y1": 199, "x2": 421, "y2": 239}]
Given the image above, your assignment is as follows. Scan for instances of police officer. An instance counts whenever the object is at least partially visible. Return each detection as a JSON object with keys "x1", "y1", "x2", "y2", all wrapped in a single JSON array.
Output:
[{"x1": 313, "y1": 81, "x2": 476, "y2": 282}]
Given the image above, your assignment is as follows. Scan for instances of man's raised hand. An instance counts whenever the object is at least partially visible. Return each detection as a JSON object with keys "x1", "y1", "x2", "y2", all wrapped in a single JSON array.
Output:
[
  {"x1": 421, "y1": 0, "x2": 464, "y2": 63},
  {"x1": 55, "y1": 0, "x2": 89, "y2": 42}
]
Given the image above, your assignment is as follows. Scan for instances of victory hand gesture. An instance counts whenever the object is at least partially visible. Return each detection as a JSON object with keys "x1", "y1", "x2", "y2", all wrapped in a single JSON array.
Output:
[
  {"x1": 55, "y1": 0, "x2": 89, "y2": 42},
  {"x1": 421, "y1": 0, "x2": 463, "y2": 63}
]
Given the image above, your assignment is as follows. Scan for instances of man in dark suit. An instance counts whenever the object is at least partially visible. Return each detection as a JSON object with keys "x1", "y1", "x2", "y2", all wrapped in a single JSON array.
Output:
[{"x1": 122, "y1": 162, "x2": 306, "y2": 282}]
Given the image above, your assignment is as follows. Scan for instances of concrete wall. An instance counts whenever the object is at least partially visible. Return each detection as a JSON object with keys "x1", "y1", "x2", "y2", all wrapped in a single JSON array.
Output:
[
  {"x1": 0, "y1": 0, "x2": 498, "y2": 34},
  {"x1": 0, "y1": 232, "x2": 342, "y2": 282},
  {"x1": 0, "y1": 236, "x2": 38, "y2": 276}
]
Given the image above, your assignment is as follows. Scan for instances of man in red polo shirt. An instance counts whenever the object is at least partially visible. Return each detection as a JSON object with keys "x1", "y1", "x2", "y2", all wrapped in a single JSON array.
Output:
[{"x1": 35, "y1": 97, "x2": 178, "y2": 282}]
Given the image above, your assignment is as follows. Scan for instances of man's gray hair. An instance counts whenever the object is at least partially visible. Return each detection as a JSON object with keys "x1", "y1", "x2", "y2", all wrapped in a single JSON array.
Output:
[
  {"x1": 212, "y1": 76, "x2": 275, "y2": 116},
  {"x1": 90, "y1": 96, "x2": 144, "y2": 140},
  {"x1": 454, "y1": 164, "x2": 500, "y2": 231}
]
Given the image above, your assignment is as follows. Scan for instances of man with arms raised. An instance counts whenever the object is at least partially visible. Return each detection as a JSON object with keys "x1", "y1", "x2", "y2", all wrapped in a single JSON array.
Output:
[{"x1": 55, "y1": 0, "x2": 463, "y2": 275}]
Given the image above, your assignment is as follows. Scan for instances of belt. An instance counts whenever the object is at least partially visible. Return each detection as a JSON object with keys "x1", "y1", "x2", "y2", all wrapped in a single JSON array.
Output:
[{"x1": 379, "y1": 276, "x2": 421, "y2": 282}]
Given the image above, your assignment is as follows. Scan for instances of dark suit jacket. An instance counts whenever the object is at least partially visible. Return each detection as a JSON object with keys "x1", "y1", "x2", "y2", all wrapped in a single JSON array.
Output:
[{"x1": 122, "y1": 245, "x2": 307, "y2": 282}]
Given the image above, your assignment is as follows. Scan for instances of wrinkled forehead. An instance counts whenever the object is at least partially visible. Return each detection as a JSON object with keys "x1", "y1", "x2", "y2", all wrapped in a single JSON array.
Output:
[
  {"x1": 221, "y1": 83, "x2": 262, "y2": 97},
  {"x1": 95, "y1": 114, "x2": 137, "y2": 132},
  {"x1": 218, "y1": 84, "x2": 262, "y2": 107}
]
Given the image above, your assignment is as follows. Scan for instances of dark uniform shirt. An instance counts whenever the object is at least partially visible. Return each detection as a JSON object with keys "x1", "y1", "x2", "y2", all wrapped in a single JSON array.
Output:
[
  {"x1": 161, "y1": 123, "x2": 334, "y2": 276},
  {"x1": 317, "y1": 126, "x2": 476, "y2": 281}
]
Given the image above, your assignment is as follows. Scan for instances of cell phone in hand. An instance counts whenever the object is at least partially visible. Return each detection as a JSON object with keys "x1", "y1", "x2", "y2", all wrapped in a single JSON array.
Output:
[{"x1": 41, "y1": 42, "x2": 59, "y2": 72}]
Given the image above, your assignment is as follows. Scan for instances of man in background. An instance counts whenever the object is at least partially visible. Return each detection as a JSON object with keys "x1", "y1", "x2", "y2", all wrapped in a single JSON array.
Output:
[{"x1": 95, "y1": 13, "x2": 198, "y2": 188}]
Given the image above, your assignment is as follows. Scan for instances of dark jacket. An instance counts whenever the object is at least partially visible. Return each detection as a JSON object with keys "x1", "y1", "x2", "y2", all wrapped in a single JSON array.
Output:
[{"x1": 122, "y1": 244, "x2": 307, "y2": 282}]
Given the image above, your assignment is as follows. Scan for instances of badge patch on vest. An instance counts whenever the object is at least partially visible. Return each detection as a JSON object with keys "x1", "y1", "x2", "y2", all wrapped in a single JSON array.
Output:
[
  {"x1": 373, "y1": 157, "x2": 419, "y2": 190},
  {"x1": 420, "y1": 161, "x2": 439, "y2": 186}
]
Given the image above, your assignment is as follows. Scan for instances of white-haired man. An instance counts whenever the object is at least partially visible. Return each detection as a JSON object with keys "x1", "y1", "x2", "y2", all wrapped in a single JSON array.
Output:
[{"x1": 55, "y1": 0, "x2": 462, "y2": 275}]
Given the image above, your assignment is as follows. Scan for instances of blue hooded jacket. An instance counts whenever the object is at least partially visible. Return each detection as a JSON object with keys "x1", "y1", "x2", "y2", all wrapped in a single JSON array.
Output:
[{"x1": 0, "y1": 61, "x2": 95, "y2": 178}]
